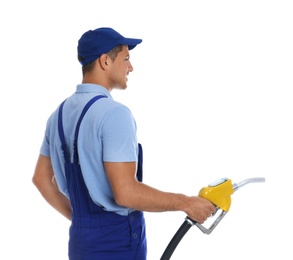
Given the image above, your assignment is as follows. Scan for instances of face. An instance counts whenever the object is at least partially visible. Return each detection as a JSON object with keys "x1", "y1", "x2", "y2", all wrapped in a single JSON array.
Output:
[{"x1": 108, "y1": 45, "x2": 134, "y2": 91}]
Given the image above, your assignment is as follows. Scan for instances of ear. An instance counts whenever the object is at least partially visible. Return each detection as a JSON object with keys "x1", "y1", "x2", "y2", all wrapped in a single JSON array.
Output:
[{"x1": 99, "y1": 54, "x2": 109, "y2": 70}]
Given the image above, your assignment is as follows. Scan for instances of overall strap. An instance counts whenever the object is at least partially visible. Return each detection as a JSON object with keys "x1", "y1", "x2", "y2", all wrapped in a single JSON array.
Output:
[
  {"x1": 58, "y1": 95, "x2": 107, "y2": 163},
  {"x1": 137, "y1": 143, "x2": 143, "y2": 182}
]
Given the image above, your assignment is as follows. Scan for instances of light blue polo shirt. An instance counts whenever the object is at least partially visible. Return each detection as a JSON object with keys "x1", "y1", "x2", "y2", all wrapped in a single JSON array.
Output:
[{"x1": 40, "y1": 84, "x2": 139, "y2": 216}]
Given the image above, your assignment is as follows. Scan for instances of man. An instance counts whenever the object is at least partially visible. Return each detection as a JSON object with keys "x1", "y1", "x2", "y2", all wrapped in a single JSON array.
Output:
[{"x1": 32, "y1": 27, "x2": 216, "y2": 260}]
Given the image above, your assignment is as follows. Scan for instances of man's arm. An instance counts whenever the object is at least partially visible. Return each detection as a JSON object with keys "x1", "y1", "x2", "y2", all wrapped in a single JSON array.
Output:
[
  {"x1": 32, "y1": 154, "x2": 72, "y2": 220},
  {"x1": 104, "y1": 161, "x2": 216, "y2": 224}
]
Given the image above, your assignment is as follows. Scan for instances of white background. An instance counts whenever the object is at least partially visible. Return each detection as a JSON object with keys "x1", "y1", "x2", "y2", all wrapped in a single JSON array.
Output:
[{"x1": 1, "y1": 0, "x2": 292, "y2": 259}]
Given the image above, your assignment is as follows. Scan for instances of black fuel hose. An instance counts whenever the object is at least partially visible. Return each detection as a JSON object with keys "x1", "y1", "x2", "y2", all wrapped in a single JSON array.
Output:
[{"x1": 160, "y1": 218, "x2": 195, "y2": 260}]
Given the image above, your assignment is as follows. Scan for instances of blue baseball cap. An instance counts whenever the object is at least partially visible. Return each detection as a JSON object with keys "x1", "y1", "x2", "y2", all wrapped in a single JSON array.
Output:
[{"x1": 77, "y1": 27, "x2": 142, "y2": 66}]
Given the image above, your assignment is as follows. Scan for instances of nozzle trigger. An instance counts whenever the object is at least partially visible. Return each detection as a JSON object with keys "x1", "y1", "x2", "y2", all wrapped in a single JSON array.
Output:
[{"x1": 194, "y1": 209, "x2": 227, "y2": 235}]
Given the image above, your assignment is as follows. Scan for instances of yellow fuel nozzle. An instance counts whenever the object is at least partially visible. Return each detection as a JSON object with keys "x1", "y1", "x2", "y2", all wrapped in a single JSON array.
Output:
[
  {"x1": 198, "y1": 177, "x2": 234, "y2": 212},
  {"x1": 192, "y1": 177, "x2": 265, "y2": 234},
  {"x1": 192, "y1": 177, "x2": 233, "y2": 234}
]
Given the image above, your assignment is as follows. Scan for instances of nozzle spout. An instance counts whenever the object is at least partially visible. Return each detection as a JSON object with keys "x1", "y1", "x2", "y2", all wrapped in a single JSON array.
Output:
[{"x1": 233, "y1": 177, "x2": 265, "y2": 191}]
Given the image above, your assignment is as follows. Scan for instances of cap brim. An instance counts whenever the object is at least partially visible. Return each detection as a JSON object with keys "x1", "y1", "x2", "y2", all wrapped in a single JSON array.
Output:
[{"x1": 122, "y1": 38, "x2": 142, "y2": 50}]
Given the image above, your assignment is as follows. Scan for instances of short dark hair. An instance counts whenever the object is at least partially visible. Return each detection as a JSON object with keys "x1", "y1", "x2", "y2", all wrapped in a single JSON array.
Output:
[{"x1": 79, "y1": 44, "x2": 124, "y2": 75}]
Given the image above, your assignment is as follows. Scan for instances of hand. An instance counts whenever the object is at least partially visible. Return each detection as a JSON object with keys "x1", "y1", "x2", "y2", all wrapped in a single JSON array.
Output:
[{"x1": 185, "y1": 196, "x2": 217, "y2": 224}]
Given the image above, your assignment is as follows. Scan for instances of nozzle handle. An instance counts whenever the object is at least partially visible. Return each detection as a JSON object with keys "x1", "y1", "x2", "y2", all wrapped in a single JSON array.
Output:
[{"x1": 194, "y1": 209, "x2": 227, "y2": 234}]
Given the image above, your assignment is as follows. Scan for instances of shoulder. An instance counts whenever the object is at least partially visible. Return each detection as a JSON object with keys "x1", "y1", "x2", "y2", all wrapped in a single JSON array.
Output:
[{"x1": 93, "y1": 97, "x2": 133, "y2": 119}]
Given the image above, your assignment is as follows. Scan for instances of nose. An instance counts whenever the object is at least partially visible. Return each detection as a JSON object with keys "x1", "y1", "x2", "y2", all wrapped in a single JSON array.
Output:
[{"x1": 128, "y1": 61, "x2": 133, "y2": 72}]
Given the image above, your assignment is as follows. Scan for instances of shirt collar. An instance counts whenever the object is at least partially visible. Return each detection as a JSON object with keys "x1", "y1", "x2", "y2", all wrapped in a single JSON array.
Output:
[{"x1": 75, "y1": 84, "x2": 113, "y2": 99}]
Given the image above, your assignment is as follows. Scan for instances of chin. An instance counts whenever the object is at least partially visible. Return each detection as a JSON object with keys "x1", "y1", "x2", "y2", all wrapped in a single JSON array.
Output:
[{"x1": 115, "y1": 85, "x2": 127, "y2": 90}]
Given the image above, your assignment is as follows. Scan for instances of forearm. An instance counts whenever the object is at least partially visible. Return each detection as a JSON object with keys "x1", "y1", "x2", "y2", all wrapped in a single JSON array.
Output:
[
  {"x1": 33, "y1": 176, "x2": 72, "y2": 220},
  {"x1": 115, "y1": 181, "x2": 191, "y2": 214},
  {"x1": 32, "y1": 155, "x2": 72, "y2": 221}
]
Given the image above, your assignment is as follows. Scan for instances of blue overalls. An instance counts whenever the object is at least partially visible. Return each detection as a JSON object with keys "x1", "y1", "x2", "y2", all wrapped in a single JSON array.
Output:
[{"x1": 58, "y1": 95, "x2": 147, "y2": 260}]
